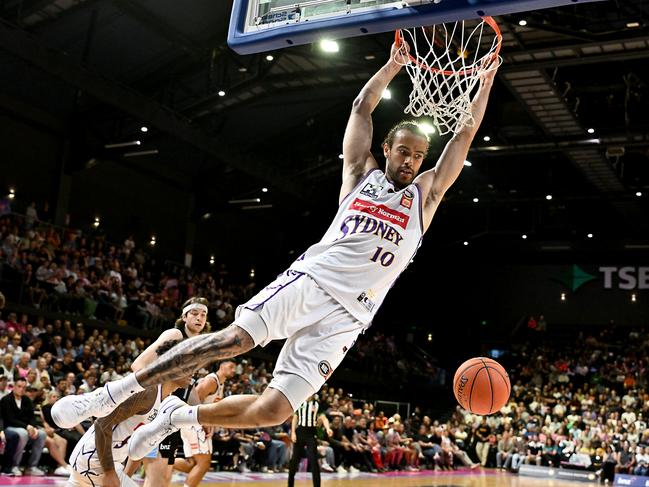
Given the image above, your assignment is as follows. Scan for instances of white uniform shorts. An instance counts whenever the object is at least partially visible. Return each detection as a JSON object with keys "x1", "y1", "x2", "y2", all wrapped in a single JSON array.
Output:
[
  {"x1": 66, "y1": 465, "x2": 138, "y2": 487},
  {"x1": 235, "y1": 270, "x2": 367, "y2": 410},
  {"x1": 182, "y1": 425, "x2": 213, "y2": 456}
]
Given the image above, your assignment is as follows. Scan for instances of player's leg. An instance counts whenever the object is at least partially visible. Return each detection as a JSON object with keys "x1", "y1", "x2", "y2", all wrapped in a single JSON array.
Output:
[
  {"x1": 184, "y1": 454, "x2": 211, "y2": 487},
  {"x1": 142, "y1": 457, "x2": 173, "y2": 487},
  {"x1": 129, "y1": 385, "x2": 296, "y2": 460},
  {"x1": 51, "y1": 324, "x2": 254, "y2": 428}
]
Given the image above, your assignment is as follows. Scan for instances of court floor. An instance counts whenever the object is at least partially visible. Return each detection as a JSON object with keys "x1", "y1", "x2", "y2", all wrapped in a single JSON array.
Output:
[{"x1": 0, "y1": 469, "x2": 599, "y2": 487}]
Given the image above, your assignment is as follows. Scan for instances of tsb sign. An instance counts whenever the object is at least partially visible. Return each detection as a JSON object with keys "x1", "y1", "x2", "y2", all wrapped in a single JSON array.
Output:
[{"x1": 599, "y1": 267, "x2": 649, "y2": 290}]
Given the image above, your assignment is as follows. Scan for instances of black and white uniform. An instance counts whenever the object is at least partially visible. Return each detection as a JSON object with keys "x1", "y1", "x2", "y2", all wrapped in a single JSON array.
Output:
[
  {"x1": 288, "y1": 398, "x2": 322, "y2": 487},
  {"x1": 66, "y1": 386, "x2": 162, "y2": 486},
  {"x1": 235, "y1": 169, "x2": 423, "y2": 409},
  {"x1": 181, "y1": 372, "x2": 224, "y2": 456}
]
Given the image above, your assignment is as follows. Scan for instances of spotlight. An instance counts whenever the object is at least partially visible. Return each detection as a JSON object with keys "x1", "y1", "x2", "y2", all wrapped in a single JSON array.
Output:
[
  {"x1": 382, "y1": 89, "x2": 392, "y2": 100},
  {"x1": 93, "y1": 217, "x2": 100, "y2": 228},
  {"x1": 632, "y1": 293, "x2": 637, "y2": 302},
  {"x1": 518, "y1": 19, "x2": 528, "y2": 26},
  {"x1": 522, "y1": 234, "x2": 527, "y2": 240},
  {"x1": 262, "y1": 187, "x2": 268, "y2": 193},
  {"x1": 560, "y1": 292, "x2": 566, "y2": 301},
  {"x1": 483, "y1": 136, "x2": 491, "y2": 142},
  {"x1": 265, "y1": 55, "x2": 274, "y2": 61},
  {"x1": 463, "y1": 241, "x2": 469, "y2": 246},
  {"x1": 320, "y1": 39, "x2": 339, "y2": 53},
  {"x1": 8, "y1": 188, "x2": 15, "y2": 199},
  {"x1": 463, "y1": 160, "x2": 472, "y2": 167},
  {"x1": 140, "y1": 126, "x2": 148, "y2": 133},
  {"x1": 150, "y1": 235, "x2": 156, "y2": 246},
  {"x1": 209, "y1": 255, "x2": 215, "y2": 265},
  {"x1": 339, "y1": 154, "x2": 344, "y2": 159},
  {"x1": 546, "y1": 194, "x2": 553, "y2": 200},
  {"x1": 636, "y1": 191, "x2": 643, "y2": 197},
  {"x1": 218, "y1": 90, "x2": 226, "y2": 97},
  {"x1": 587, "y1": 233, "x2": 593, "y2": 239},
  {"x1": 587, "y1": 128, "x2": 595, "y2": 134},
  {"x1": 417, "y1": 122, "x2": 436, "y2": 135},
  {"x1": 472, "y1": 197, "x2": 479, "y2": 203}
]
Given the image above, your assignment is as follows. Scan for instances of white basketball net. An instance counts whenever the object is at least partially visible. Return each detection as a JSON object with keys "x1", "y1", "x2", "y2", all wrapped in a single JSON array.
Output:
[{"x1": 396, "y1": 17, "x2": 502, "y2": 136}]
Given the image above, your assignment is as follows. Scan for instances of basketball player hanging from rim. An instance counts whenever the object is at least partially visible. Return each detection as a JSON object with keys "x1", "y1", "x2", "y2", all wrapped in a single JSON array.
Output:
[{"x1": 52, "y1": 40, "x2": 499, "y2": 457}]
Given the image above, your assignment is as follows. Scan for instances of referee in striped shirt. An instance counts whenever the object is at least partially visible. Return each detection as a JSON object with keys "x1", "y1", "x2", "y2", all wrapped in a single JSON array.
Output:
[{"x1": 288, "y1": 395, "x2": 332, "y2": 487}]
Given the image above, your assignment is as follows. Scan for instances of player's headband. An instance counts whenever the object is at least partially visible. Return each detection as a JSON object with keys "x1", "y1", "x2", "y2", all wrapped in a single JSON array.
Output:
[{"x1": 183, "y1": 303, "x2": 208, "y2": 316}]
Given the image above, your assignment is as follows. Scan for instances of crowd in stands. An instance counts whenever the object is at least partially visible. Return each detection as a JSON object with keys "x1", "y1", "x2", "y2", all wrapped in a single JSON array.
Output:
[{"x1": 2, "y1": 206, "x2": 649, "y2": 484}]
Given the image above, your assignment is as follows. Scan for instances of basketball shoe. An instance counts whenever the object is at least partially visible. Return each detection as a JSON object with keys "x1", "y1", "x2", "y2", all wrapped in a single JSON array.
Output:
[
  {"x1": 128, "y1": 395, "x2": 185, "y2": 461},
  {"x1": 51, "y1": 386, "x2": 119, "y2": 429}
]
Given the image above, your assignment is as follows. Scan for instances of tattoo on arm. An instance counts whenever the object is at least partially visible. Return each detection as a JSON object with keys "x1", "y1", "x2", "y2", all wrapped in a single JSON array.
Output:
[
  {"x1": 95, "y1": 387, "x2": 157, "y2": 473},
  {"x1": 136, "y1": 325, "x2": 254, "y2": 387}
]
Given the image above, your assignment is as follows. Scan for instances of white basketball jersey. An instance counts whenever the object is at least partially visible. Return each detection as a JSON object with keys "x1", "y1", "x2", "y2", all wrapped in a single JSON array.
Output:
[
  {"x1": 70, "y1": 385, "x2": 162, "y2": 477},
  {"x1": 202, "y1": 373, "x2": 224, "y2": 403},
  {"x1": 290, "y1": 169, "x2": 423, "y2": 324}
]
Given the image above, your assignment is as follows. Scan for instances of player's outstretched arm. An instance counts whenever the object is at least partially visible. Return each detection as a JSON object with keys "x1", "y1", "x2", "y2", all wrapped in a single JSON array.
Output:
[
  {"x1": 340, "y1": 43, "x2": 408, "y2": 202},
  {"x1": 94, "y1": 387, "x2": 157, "y2": 483},
  {"x1": 416, "y1": 62, "x2": 498, "y2": 227}
]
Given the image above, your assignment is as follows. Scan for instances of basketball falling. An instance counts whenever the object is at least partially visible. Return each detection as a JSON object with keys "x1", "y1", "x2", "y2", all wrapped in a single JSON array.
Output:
[{"x1": 453, "y1": 357, "x2": 510, "y2": 415}]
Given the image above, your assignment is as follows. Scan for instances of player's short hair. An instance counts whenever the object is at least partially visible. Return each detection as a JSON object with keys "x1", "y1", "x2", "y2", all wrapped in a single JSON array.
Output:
[
  {"x1": 175, "y1": 297, "x2": 210, "y2": 333},
  {"x1": 382, "y1": 121, "x2": 430, "y2": 155}
]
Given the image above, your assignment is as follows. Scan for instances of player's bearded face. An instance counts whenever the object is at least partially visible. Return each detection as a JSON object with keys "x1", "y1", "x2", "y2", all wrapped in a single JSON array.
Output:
[{"x1": 383, "y1": 130, "x2": 428, "y2": 189}]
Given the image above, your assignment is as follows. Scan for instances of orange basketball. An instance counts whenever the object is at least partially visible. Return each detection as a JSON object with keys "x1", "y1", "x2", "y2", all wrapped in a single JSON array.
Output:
[{"x1": 453, "y1": 357, "x2": 510, "y2": 415}]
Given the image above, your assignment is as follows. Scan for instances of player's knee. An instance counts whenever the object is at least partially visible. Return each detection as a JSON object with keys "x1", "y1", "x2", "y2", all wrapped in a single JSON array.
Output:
[{"x1": 250, "y1": 397, "x2": 292, "y2": 426}]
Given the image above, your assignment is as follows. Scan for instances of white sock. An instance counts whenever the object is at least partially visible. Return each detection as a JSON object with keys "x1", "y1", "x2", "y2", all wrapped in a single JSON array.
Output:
[
  {"x1": 105, "y1": 373, "x2": 144, "y2": 404},
  {"x1": 170, "y1": 405, "x2": 200, "y2": 427}
]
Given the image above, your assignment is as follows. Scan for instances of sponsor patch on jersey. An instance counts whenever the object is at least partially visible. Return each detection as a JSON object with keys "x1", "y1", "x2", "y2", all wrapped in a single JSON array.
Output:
[
  {"x1": 357, "y1": 291, "x2": 376, "y2": 312},
  {"x1": 360, "y1": 182, "x2": 383, "y2": 199},
  {"x1": 400, "y1": 189, "x2": 414, "y2": 208},
  {"x1": 349, "y1": 198, "x2": 410, "y2": 229},
  {"x1": 318, "y1": 361, "x2": 332, "y2": 378}
]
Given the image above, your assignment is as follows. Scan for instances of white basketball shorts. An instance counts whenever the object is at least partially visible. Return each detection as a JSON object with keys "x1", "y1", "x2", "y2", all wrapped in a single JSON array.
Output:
[
  {"x1": 235, "y1": 269, "x2": 367, "y2": 411},
  {"x1": 181, "y1": 425, "x2": 213, "y2": 456}
]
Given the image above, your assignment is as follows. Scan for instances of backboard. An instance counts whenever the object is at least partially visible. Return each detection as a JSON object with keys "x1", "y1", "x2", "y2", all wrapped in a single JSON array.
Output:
[{"x1": 228, "y1": 0, "x2": 604, "y2": 55}]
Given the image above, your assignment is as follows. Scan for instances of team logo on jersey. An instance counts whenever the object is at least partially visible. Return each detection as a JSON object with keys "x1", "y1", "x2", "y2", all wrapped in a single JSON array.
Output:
[
  {"x1": 349, "y1": 198, "x2": 409, "y2": 229},
  {"x1": 360, "y1": 183, "x2": 383, "y2": 199},
  {"x1": 318, "y1": 361, "x2": 332, "y2": 378},
  {"x1": 400, "y1": 191, "x2": 414, "y2": 209},
  {"x1": 357, "y1": 290, "x2": 376, "y2": 312}
]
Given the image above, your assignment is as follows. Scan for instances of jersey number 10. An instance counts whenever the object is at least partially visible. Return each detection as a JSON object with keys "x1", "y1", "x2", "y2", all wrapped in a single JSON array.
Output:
[{"x1": 370, "y1": 246, "x2": 395, "y2": 267}]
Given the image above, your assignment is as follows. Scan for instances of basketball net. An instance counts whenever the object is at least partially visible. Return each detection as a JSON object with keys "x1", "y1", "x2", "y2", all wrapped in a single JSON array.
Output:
[{"x1": 395, "y1": 17, "x2": 502, "y2": 136}]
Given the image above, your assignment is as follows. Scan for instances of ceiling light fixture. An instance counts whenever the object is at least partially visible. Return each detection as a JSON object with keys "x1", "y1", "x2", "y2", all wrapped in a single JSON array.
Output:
[
  {"x1": 546, "y1": 194, "x2": 553, "y2": 200},
  {"x1": 483, "y1": 135, "x2": 491, "y2": 142},
  {"x1": 140, "y1": 126, "x2": 148, "y2": 133},
  {"x1": 218, "y1": 90, "x2": 226, "y2": 97},
  {"x1": 382, "y1": 89, "x2": 392, "y2": 100},
  {"x1": 320, "y1": 39, "x2": 339, "y2": 53},
  {"x1": 265, "y1": 55, "x2": 274, "y2": 61},
  {"x1": 518, "y1": 19, "x2": 528, "y2": 26}
]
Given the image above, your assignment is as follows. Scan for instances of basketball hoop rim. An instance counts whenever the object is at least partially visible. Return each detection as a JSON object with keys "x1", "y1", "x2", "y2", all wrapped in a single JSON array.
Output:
[{"x1": 394, "y1": 16, "x2": 502, "y2": 76}]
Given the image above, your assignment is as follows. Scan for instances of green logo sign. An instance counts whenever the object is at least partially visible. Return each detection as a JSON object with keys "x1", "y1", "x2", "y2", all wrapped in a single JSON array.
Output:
[{"x1": 556, "y1": 264, "x2": 597, "y2": 292}]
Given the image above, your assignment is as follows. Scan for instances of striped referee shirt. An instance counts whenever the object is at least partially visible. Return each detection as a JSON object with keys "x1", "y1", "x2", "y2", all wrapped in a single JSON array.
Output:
[{"x1": 296, "y1": 399, "x2": 320, "y2": 427}]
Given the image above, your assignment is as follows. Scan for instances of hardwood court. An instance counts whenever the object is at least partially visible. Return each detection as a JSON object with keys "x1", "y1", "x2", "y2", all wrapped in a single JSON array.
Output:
[
  {"x1": 0, "y1": 470, "x2": 599, "y2": 486},
  {"x1": 191, "y1": 469, "x2": 599, "y2": 486}
]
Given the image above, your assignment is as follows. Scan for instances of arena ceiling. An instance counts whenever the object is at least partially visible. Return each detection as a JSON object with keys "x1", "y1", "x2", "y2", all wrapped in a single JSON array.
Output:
[{"x1": 1, "y1": 0, "x2": 648, "y2": 261}]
